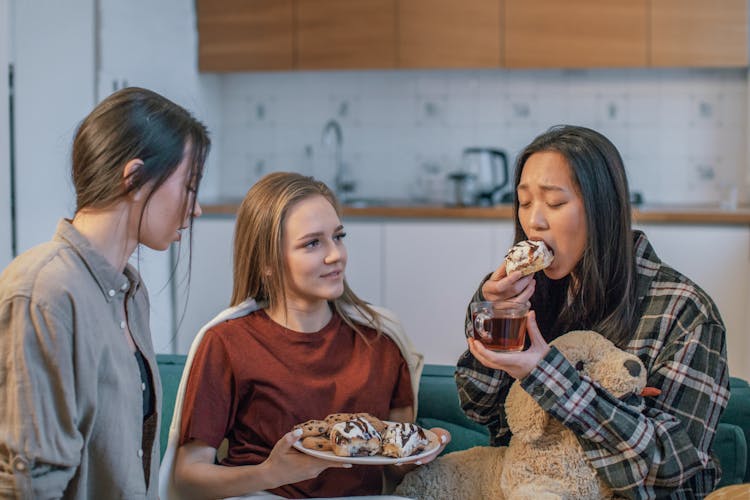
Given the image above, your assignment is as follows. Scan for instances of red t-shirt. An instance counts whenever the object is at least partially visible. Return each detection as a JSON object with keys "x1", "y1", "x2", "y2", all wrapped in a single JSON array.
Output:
[{"x1": 179, "y1": 309, "x2": 414, "y2": 498}]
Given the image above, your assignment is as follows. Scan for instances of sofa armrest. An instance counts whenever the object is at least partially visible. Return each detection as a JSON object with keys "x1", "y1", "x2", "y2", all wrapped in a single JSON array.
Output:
[
  {"x1": 417, "y1": 364, "x2": 490, "y2": 455},
  {"x1": 157, "y1": 354, "x2": 188, "y2": 457},
  {"x1": 714, "y1": 422, "x2": 748, "y2": 488},
  {"x1": 718, "y1": 377, "x2": 750, "y2": 483},
  {"x1": 416, "y1": 417, "x2": 489, "y2": 455}
]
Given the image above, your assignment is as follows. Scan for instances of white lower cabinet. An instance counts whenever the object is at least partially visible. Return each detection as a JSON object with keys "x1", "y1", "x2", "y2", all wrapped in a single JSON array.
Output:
[
  {"x1": 636, "y1": 223, "x2": 750, "y2": 381},
  {"x1": 132, "y1": 248, "x2": 177, "y2": 354},
  {"x1": 382, "y1": 220, "x2": 514, "y2": 365},
  {"x1": 342, "y1": 220, "x2": 384, "y2": 306},
  {"x1": 173, "y1": 217, "x2": 235, "y2": 354}
]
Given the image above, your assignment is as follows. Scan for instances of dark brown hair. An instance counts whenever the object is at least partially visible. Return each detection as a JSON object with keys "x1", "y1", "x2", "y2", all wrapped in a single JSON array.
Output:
[
  {"x1": 513, "y1": 125, "x2": 636, "y2": 346},
  {"x1": 232, "y1": 172, "x2": 383, "y2": 335},
  {"x1": 72, "y1": 87, "x2": 210, "y2": 231}
]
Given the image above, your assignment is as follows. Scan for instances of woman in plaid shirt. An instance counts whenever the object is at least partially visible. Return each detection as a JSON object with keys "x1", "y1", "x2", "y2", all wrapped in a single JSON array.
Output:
[{"x1": 456, "y1": 125, "x2": 729, "y2": 499}]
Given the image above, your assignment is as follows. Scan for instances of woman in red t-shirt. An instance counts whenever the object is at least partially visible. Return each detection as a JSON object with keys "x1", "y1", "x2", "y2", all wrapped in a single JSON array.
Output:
[{"x1": 165, "y1": 172, "x2": 449, "y2": 499}]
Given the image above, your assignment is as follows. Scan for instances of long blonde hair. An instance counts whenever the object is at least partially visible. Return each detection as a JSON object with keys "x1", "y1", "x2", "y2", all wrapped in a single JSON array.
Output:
[{"x1": 231, "y1": 172, "x2": 382, "y2": 335}]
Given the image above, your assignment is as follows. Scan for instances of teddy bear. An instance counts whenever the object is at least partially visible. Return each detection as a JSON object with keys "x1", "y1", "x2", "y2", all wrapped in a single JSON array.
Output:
[{"x1": 395, "y1": 330, "x2": 653, "y2": 500}]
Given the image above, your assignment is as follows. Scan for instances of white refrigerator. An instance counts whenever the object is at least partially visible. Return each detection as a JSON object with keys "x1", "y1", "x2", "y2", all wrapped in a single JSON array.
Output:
[
  {"x1": 4, "y1": 0, "x2": 220, "y2": 353},
  {"x1": 0, "y1": 0, "x2": 12, "y2": 269}
]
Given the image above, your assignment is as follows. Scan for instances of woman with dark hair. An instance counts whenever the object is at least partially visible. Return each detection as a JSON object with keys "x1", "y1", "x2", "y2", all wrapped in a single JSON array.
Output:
[
  {"x1": 456, "y1": 125, "x2": 728, "y2": 498},
  {"x1": 160, "y1": 172, "x2": 448, "y2": 499},
  {"x1": 0, "y1": 87, "x2": 210, "y2": 498}
]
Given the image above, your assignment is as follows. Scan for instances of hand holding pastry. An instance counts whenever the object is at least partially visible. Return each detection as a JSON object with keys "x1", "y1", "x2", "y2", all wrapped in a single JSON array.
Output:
[
  {"x1": 481, "y1": 264, "x2": 535, "y2": 305},
  {"x1": 263, "y1": 429, "x2": 351, "y2": 487},
  {"x1": 481, "y1": 240, "x2": 553, "y2": 304},
  {"x1": 504, "y1": 240, "x2": 554, "y2": 276}
]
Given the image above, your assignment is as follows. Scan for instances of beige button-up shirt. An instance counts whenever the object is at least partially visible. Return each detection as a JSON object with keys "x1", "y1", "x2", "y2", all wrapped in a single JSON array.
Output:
[{"x1": 0, "y1": 220, "x2": 161, "y2": 499}]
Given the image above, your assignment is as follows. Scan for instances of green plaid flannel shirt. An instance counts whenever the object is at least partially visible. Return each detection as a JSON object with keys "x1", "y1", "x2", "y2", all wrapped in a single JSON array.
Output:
[{"x1": 456, "y1": 231, "x2": 729, "y2": 499}]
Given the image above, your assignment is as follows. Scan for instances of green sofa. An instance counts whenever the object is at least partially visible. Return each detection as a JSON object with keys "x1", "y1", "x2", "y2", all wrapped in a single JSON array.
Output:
[{"x1": 156, "y1": 356, "x2": 750, "y2": 489}]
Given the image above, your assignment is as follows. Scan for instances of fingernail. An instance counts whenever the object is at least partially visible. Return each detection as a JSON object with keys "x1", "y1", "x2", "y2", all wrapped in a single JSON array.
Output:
[
  {"x1": 343, "y1": 463, "x2": 352, "y2": 468},
  {"x1": 440, "y1": 435, "x2": 447, "y2": 443},
  {"x1": 415, "y1": 461, "x2": 422, "y2": 466},
  {"x1": 293, "y1": 428, "x2": 303, "y2": 437}
]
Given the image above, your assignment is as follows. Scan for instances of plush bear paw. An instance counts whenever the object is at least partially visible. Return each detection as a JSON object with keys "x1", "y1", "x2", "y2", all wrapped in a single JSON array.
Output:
[{"x1": 505, "y1": 481, "x2": 566, "y2": 500}]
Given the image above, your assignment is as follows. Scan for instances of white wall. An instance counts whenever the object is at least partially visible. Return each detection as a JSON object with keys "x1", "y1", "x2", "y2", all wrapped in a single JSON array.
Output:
[
  {"x1": 0, "y1": 0, "x2": 12, "y2": 268},
  {"x1": 216, "y1": 69, "x2": 748, "y2": 208}
]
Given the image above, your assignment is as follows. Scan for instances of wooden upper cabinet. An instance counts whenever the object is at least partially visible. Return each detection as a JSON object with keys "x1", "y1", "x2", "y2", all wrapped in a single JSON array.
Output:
[
  {"x1": 195, "y1": 0, "x2": 748, "y2": 72},
  {"x1": 296, "y1": 0, "x2": 397, "y2": 69},
  {"x1": 196, "y1": 0, "x2": 294, "y2": 72},
  {"x1": 651, "y1": 0, "x2": 748, "y2": 67},
  {"x1": 398, "y1": 0, "x2": 501, "y2": 68},
  {"x1": 504, "y1": 0, "x2": 648, "y2": 68}
]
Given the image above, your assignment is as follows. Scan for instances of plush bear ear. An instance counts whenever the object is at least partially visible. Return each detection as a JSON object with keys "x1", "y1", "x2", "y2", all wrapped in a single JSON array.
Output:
[{"x1": 505, "y1": 381, "x2": 549, "y2": 443}]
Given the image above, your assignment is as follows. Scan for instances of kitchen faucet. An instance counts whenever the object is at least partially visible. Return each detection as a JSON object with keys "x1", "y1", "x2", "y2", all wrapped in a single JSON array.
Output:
[{"x1": 321, "y1": 119, "x2": 354, "y2": 198}]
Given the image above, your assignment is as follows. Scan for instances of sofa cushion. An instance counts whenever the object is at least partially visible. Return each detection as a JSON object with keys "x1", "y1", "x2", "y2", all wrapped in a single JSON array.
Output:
[
  {"x1": 417, "y1": 365, "x2": 488, "y2": 434},
  {"x1": 417, "y1": 365, "x2": 490, "y2": 456},
  {"x1": 722, "y1": 377, "x2": 750, "y2": 482},
  {"x1": 714, "y1": 422, "x2": 748, "y2": 488},
  {"x1": 157, "y1": 354, "x2": 187, "y2": 457},
  {"x1": 416, "y1": 417, "x2": 489, "y2": 455}
]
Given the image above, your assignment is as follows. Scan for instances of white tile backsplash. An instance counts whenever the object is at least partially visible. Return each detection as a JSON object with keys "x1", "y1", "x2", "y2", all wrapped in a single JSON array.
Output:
[{"x1": 214, "y1": 68, "x2": 749, "y2": 205}]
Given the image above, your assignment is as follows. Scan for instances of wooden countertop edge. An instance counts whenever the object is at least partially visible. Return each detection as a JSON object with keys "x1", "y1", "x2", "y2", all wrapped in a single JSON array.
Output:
[
  {"x1": 202, "y1": 204, "x2": 750, "y2": 225},
  {"x1": 632, "y1": 210, "x2": 750, "y2": 224}
]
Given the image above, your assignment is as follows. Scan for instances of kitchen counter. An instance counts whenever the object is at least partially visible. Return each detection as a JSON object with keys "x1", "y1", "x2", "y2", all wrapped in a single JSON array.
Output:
[{"x1": 202, "y1": 202, "x2": 750, "y2": 225}]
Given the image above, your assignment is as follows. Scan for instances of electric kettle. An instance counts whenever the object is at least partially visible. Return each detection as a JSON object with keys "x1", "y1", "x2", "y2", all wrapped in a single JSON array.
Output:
[{"x1": 461, "y1": 147, "x2": 510, "y2": 205}]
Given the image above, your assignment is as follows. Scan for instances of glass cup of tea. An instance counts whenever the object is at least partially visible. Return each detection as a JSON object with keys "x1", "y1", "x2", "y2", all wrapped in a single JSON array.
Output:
[{"x1": 470, "y1": 301, "x2": 530, "y2": 352}]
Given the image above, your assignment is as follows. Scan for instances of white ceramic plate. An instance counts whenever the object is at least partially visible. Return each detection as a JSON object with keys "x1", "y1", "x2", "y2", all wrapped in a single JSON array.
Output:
[{"x1": 292, "y1": 424, "x2": 440, "y2": 465}]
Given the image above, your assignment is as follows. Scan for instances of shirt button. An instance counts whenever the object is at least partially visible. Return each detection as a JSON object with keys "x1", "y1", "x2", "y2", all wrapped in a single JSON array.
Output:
[
  {"x1": 108, "y1": 289, "x2": 116, "y2": 297},
  {"x1": 120, "y1": 321, "x2": 126, "y2": 329},
  {"x1": 120, "y1": 282, "x2": 129, "y2": 291},
  {"x1": 12, "y1": 456, "x2": 27, "y2": 472},
  {"x1": 141, "y1": 382, "x2": 146, "y2": 391},
  {"x1": 137, "y1": 449, "x2": 143, "y2": 458}
]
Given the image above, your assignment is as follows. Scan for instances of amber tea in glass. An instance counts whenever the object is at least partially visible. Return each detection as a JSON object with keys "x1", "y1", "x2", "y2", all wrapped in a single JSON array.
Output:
[{"x1": 470, "y1": 301, "x2": 529, "y2": 352}]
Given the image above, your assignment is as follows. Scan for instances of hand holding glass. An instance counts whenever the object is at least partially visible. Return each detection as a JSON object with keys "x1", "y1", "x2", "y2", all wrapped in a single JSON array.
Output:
[{"x1": 470, "y1": 301, "x2": 529, "y2": 352}]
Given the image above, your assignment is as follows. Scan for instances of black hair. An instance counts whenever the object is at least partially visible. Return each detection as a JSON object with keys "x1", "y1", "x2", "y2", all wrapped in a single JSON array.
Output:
[{"x1": 513, "y1": 125, "x2": 636, "y2": 346}]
